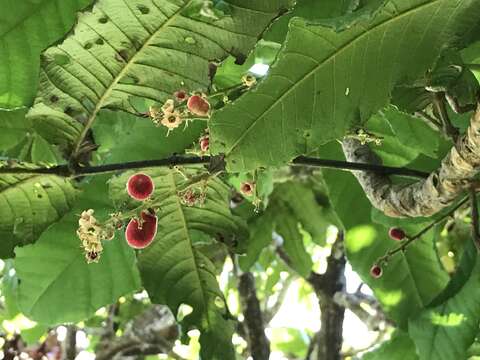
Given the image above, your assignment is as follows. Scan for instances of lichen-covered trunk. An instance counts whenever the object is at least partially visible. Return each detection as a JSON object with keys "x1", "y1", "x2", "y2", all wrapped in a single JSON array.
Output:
[{"x1": 342, "y1": 105, "x2": 480, "y2": 217}]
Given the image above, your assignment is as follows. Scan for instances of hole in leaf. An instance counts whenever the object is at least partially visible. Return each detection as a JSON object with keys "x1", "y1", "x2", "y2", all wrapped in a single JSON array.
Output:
[
  {"x1": 137, "y1": 4, "x2": 150, "y2": 14},
  {"x1": 118, "y1": 49, "x2": 129, "y2": 61}
]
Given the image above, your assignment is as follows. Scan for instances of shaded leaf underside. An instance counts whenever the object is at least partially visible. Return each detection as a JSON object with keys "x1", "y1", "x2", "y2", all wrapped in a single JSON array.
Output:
[{"x1": 27, "y1": 0, "x2": 292, "y2": 155}]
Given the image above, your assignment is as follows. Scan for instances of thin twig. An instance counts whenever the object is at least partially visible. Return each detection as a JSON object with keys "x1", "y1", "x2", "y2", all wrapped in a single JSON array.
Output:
[
  {"x1": 376, "y1": 196, "x2": 469, "y2": 264},
  {"x1": 0, "y1": 155, "x2": 429, "y2": 179}
]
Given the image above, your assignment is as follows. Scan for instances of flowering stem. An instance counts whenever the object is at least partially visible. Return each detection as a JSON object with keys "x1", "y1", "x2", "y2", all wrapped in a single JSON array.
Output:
[
  {"x1": 376, "y1": 196, "x2": 470, "y2": 265},
  {"x1": 0, "y1": 155, "x2": 429, "y2": 178}
]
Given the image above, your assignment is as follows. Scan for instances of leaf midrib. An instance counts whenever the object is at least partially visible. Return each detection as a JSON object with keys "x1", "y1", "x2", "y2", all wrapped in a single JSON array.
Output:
[
  {"x1": 168, "y1": 170, "x2": 210, "y2": 315},
  {"x1": 224, "y1": 0, "x2": 442, "y2": 156},
  {"x1": 72, "y1": 0, "x2": 194, "y2": 156}
]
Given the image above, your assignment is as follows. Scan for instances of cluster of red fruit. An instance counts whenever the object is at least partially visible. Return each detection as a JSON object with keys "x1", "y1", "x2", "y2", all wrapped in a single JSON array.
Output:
[
  {"x1": 125, "y1": 173, "x2": 158, "y2": 249},
  {"x1": 370, "y1": 227, "x2": 407, "y2": 279}
]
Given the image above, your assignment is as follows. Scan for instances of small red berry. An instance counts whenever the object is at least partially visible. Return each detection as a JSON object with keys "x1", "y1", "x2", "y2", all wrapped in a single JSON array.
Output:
[
  {"x1": 200, "y1": 135, "x2": 209, "y2": 152},
  {"x1": 187, "y1": 95, "x2": 210, "y2": 117},
  {"x1": 174, "y1": 90, "x2": 188, "y2": 102},
  {"x1": 388, "y1": 227, "x2": 406, "y2": 241},
  {"x1": 370, "y1": 264, "x2": 382, "y2": 279},
  {"x1": 240, "y1": 182, "x2": 255, "y2": 197},
  {"x1": 126, "y1": 173, "x2": 154, "y2": 201},
  {"x1": 125, "y1": 211, "x2": 158, "y2": 249}
]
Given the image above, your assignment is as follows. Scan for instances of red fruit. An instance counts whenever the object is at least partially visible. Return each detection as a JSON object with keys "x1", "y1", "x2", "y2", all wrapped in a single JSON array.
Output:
[
  {"x1": 200, "y1": 136, "x2": 209, "y2": 152},
  {"x1": 187, "y1": 95, "x2": 210, "y2": 117},
  {"x1": 370, "y1": 264, "x2": 382, "y2": 279},
  {"x1": 174, "y1": 90, "x2": 188, "y2": 102},
  {"x1": 125, "y1": 211, "x2": 158, "y2": 249},
  {"x1": 388, "y1": 227, "x2": 406, "y2": 241},
  {"x1": 240, "y1": 182, "x2": 255, "y2": 197},
  {"x1": 126, "y1": 173, "x2": 154, "y2": 201}
]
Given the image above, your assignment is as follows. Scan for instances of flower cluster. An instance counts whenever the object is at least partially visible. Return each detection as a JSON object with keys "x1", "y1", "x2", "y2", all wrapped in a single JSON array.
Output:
[
  {"x1": 148, "y1": 91, "x2": 211, "y2": 133},
  {"x1": 77, "y1": 210, "x2": 115, "y2": 263},
  {"x1": 179, "y1": 188, "x2": 206, "y2": 207}
]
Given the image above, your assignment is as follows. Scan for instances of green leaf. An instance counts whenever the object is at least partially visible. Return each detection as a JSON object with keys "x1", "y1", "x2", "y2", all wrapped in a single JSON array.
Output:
[
  {"x1": 0, "y1": 172, "x2": 78, "y2": 258},
  {"x1": 363, "y1": 331, "x2": 419, "y2": 360},
  {"x1": 26, "y1": 0, "x2": 293, "y2": 154},
  {"x1": 211, "y1": 0, "x2": 480, "y2": 171},
  {"x1": 382, "y1": 107, "x2": 440, "y2": 158},
  {"x1": 0, "y1": 0, "x2": 94, "y2": 108},
  {"x1": 93, "y1": 109, "x2": 206, "y2": 162},
  {"x1": 238, "y1": 212, "x2": 274, "y2": 271},
  {"x1": 409, "y1": 258, "x2": 480, "y2": 360},
  {"x1": 14, "y1": 177, "x2": 141, "y2": 324},
  {"x1": 346, "y1": 224, "x2": 449, "y2": 328},
  {"x1": 109, "y1": 168, "x2": 248, "y2": 359}
]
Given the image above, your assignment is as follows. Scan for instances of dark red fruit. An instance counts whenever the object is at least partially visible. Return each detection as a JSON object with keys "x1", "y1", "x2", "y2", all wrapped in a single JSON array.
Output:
[
  {"x1": 187, "y1": 95, "x2": 210, "y2": 117},
  {"x1": 126, "y1": 173, "x2": 154, "y2": 201},
  {"x1": 174, "y1": 90, "x2": 188, "y2": 102},
  {"x1": 388, "y1": 227, "x2": 406, "y2": 241},
  {"x1": 125, "y1": 211, "x2": 158, "y2": 249},
  {"x1": 370, "y1": 264, "x2": 382, "y2": 279}
]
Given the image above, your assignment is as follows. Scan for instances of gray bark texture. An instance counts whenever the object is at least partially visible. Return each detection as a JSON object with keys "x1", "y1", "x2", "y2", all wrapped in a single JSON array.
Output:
[{"x1": 342, "y1": 105, "x2": 480, "y2": 217}]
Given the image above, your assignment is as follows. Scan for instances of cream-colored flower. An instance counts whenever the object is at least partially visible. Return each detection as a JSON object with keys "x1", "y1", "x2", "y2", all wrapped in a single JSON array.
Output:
[{"x1": 161, "y1": 111, "x2": 183, "y2": 129}]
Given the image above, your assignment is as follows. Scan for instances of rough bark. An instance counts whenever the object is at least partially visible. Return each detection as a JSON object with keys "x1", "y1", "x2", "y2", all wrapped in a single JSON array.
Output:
[
  {"x1": 238, "y1": 272, "x2": 271, "y2": 360},
  {"x1": 342, "y1": 105, "x2": 480, "y2": 217},
  {"x1": 95, "y1": 305, "x2": 178, "y2": 360},
  {"x1": 62, "y1": 325, "x2": 77, "y2": 360},
  {"x1": 308, "y1": 234, "x2": 346, "y2": 360}
]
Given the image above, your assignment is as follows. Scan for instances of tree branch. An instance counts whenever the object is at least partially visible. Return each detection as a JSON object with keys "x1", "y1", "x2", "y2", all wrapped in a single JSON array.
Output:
[
  {"x1": 238, "y1": 272, "x2": 271, "y2": 360},
  {"x1": 0, "y1": 155, "x2": 428, "y2": 179},
  {"x1": 342, "y1": 104, "x2": 480, "y2": 217},
  {"x1": 95, "y1": 305, "x2": 178, "y2": 360}
]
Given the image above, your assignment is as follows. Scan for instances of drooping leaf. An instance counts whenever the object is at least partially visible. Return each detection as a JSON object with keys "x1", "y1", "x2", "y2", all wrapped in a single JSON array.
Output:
[
  {"x1": 409, "y1": 258, "x2": 480, "y2": 360},
  {"x1": 346, "y1": 224, "x2": 449, "y2": 328},
  {"x1": 362, "y1": 331, "x2": 419, "y2": 360},
  {"x1": 109, "y1": 168, "x2": 248, "y2": 359},
  {"x1": 0, "y1": 170, "x2": 78, "y2": 258},
  {"x1": 211, "y1": 0, "x2": 480, "y2": 171},
  {"x1": 0, "y1": 0, "x2": 94, "y2": 109},
  {"x1": 14, "y1": 176, "x2": 141, "y2": 325},
  {"x1": 26, "y1": 0, "x2": 293, "y2": 155}
]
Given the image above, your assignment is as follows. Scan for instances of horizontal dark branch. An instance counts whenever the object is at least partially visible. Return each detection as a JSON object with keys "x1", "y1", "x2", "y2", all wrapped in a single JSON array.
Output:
[{"x1": 0, "y1": 155, "x2": 428, "y2": 179}]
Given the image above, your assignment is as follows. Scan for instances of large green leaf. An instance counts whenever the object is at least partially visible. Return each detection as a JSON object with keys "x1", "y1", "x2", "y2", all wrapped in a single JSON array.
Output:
[
  {"x1": 14, "y1": 176, "x2": 141, "y2": 324},
  {"x1": 210, "y1": 0, "x2": 480, "y2": 171},
  {"x1": 109, "y1": 168, "x2": 248, "y2": 359},
  {"x1": 0, "y1": 171, "x2": 78, "y2": 258},
  {"x1": 26, "y1": 0, "x2": 293, "y2": 154},
  {"x1": 409, "y1": 258, "x2": 480, "y2": 360},
  {"x1": 346, "y1": 224, "x2": 449, "y2": 328},
  {"x1": 0, "y1": 0, "x2": 93, "y2": 109}
]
